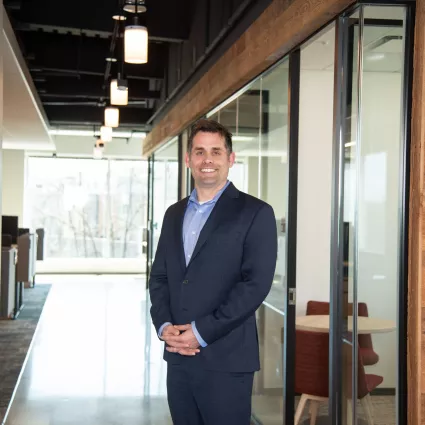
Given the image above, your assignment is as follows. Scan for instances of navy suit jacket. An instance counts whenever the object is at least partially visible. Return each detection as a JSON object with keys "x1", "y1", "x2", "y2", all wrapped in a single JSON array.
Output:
[{"x1": 149, "y1": 182, "x2": 277, "y2": 372}]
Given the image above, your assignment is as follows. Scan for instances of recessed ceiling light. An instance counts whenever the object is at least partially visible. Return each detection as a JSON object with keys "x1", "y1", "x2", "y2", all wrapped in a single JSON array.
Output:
[
  {"x1": 106, "y1": 57, "x2": 117, "y2": 62},
  {"x1": 112, "y1": 14, "x2": 127, "y2": 21}
]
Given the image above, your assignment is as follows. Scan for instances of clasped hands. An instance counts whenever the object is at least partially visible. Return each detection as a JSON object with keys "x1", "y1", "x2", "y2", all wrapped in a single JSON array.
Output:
[{"x1": 161, "y1": 324, "x2": 201, "y2": 356}]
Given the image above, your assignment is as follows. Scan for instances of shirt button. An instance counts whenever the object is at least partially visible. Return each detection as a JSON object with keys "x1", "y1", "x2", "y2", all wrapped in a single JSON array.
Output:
[{"x1": 192, "y1": 231, "x2": 196, "y2": 235}]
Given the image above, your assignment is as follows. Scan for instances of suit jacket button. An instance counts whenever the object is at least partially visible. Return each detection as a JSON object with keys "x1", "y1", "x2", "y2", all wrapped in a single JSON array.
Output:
[{"x1": 183, "y1": 280, "x2": 189, "y2": 284}]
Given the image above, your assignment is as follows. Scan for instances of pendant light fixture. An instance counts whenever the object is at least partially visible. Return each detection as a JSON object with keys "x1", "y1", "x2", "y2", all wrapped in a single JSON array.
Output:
[
  {"x1": 124, "y1": 1, "x2": 148, "y2": 64},
  {"x1": 111, "y1": 15, "x2": 129, "y2": 106},
  {"x1": 100, "y1": 125, "x2": 113, "y2": 142},
  {"x1": 93, "y1": 139, "x2": 104, "y2": 159},
  {"x1": 104, "y1": 106, "x2": 119, "y2": 128},
  {"x1": 111, "y1": 9, "x2": 129, "y2": 105},
  {"x1": 110, "y1": 75, "x2": 128, "y2": 105},
  {"x1": 123, "y1": 0, "x2": 146, "y2": 13}
]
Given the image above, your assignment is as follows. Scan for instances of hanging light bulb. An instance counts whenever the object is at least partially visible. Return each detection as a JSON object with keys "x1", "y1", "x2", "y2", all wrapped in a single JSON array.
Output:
[
  {"x1": 93, "y1": 140, "x2": 104, "y2": 159},
  {"x1": 100, "y1": 126, "x2": 113, "y2": 142},
  {"x1": 123, "y1": 1, "x2": 146, "y2": 13},
  {"x1": 104, "y1": 107, "x2": 119, "y2": 128},
  {"x1": 110, "y1": 75, "x2": 128, "y2": 106},
  {"x1": 124, "y1": 16, "x2": 148, "y2": 64}
]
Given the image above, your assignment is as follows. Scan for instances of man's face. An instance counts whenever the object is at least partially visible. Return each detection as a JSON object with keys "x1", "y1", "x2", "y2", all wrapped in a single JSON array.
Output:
[{"x1": 185, "y1": 131, "x2": 235, "y2": 189}]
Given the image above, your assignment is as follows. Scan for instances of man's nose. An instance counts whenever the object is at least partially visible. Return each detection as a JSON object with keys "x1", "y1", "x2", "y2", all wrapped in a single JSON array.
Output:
[{"x1": 203, "y1": 156, "x2": 213, "y2": 163}]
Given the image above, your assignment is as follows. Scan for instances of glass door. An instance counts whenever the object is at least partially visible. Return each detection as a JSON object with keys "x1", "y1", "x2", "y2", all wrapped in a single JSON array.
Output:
[{"x1": 331, "y1": 4, "x2": 413, "y2": 425}]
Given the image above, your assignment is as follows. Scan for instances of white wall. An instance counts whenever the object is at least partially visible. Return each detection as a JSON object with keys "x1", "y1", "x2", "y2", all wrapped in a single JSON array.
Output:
[
  {"x1": 2, "y1": 149, "x2": 26, "y2": 225},
  {"x1": 296, "y1": 69, "x2": 334, "y2": 315}
]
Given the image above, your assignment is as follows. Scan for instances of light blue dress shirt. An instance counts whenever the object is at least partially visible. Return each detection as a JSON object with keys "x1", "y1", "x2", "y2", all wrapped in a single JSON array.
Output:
[{"x1": 158, "y1": 180, "x2": 230, "y2": 348}]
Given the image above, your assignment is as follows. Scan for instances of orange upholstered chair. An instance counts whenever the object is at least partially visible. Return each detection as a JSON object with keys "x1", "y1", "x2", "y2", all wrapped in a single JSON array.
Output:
[
  {"x1": 306, "y1": 300, "x2": 379, "y2": 366},
  {"x1": 294, "y1": 329, "x2": 383, "y2": 425}
]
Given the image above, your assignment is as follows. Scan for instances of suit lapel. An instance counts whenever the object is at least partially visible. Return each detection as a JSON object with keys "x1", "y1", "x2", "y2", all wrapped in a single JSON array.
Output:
[
  {"x1": 174, "y1": 198, "x2": 188, "y2": 273},
  {"x1": 187, "y1": 183, "x2": 239, "y2": 267}
]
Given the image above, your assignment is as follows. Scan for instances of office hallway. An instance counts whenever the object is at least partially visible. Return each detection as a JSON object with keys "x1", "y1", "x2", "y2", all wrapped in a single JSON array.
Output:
[{"x1": 3, "y1": 275, "x2": 172, "y2": 425}]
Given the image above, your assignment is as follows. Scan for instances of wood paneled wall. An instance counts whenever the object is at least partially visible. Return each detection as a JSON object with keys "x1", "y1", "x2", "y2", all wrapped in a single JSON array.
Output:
[
  {"x1": 142, "y1": 0, "x2": 356, "y2": 156},
  {"x1": 409, "y1": 1, "x2": 425, "y2": 424}
]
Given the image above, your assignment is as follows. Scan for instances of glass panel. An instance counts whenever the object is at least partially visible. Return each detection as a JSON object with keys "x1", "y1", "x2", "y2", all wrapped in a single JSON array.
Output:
[
  {"x1": 250, "y1": 60, "x2": 289, "y2": 424},
  {"x1": 151, "y1": 139, "x2": 179, "y2": 258},
  {"x1": 294, "y1": 22, "x2": 336, "y2": 425},
  {"x1": 233, "y1": 86, "x2": 261, "y2": 194},
  {"x1": 339, "y1": 5, "x2": 407, "y2": 425},
  {"x1": 355, "y1": 6, "x2": 406, "y2": 425}
]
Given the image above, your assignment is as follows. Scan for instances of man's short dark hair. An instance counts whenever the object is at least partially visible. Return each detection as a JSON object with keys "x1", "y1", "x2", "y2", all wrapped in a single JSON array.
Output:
[{"x1": 187, "y1": 119, "x2": 233, "y2": 155}]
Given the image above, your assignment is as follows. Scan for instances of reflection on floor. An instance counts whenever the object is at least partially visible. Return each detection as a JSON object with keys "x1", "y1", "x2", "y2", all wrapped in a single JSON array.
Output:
[
  {"x1": 3, "y1": 275, "x2": 172, "y2": 425},
  {"x1": 252, "y1": 394, "x2": 396, "y2": 425}
]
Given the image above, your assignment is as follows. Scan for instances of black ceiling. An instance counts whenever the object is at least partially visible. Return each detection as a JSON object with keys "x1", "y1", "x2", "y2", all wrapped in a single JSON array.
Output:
[{"x1": 4, "y1": 0, "x2": 271, "y2": 130}]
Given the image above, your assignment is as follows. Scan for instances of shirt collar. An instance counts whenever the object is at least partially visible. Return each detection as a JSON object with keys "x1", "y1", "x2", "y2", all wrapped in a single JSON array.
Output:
[{"x1": 188, "y1": 180, "x2": 230, "y2": 207}]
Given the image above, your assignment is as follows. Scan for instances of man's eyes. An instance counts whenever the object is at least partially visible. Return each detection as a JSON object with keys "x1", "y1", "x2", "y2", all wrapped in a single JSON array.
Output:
[{"x1": 195, "y1": 151, "x2": 221, "y2": 155}]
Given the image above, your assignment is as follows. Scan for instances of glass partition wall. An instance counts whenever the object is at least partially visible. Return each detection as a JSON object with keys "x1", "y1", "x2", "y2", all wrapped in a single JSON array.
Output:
[
  {"x1": 207, "y1": 60, "x2": 292, "y2": 424},
  {"x1": 146, "y1": 2, "x2": 413, "y2": 424},
  {"x1": 146, "y1": 138, "x2": 180, "y2": 280}
]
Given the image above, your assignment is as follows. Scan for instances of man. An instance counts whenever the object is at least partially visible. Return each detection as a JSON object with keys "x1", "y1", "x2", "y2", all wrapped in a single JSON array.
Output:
[{"x1": 149, "y1": 119, "x2": 277, "y2": 425}]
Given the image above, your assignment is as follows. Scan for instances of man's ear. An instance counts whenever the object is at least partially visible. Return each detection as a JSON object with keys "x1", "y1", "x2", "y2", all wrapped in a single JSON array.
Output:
[{"x1": 229, "y1": 151, "x2": 236, "y2": 167}]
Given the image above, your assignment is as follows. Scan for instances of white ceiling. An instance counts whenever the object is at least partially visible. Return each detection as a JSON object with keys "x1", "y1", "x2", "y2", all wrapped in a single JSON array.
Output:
[{"x1": 2, "y1": 8, "x2": 55, "y2": 151}]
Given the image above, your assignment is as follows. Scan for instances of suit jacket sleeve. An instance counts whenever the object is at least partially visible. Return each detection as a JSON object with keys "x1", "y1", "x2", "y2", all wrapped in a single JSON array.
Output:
[
  {"x1": 195, "y1": 203, "x2": 277, "y2": 345},
  {"x1": 149, "y1": 208, "x2": 173, "y2": 334}
]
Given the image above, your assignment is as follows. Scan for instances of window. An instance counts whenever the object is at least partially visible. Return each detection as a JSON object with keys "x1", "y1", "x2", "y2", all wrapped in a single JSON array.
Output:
[{"x1": 26, "y1": 157, "x2": 148, "y2": 260}]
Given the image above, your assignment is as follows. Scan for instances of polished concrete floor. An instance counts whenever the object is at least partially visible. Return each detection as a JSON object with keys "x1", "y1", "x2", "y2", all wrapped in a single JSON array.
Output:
[
  {"x1": 3, "y1": 275, "x2": 172, "y2": 425},
  {"x1": 2, "y1": 275, "x2": 396, "y2": 425}
]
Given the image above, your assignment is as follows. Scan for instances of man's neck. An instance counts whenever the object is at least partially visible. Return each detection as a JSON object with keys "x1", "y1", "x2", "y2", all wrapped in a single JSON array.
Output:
[{"x1": 195, "y1": 181, "x2": 228, "y2": 202}]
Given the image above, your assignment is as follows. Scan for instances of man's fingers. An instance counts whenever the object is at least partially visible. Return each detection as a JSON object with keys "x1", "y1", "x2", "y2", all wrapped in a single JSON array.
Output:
[
  {"x1": 162, "y1": 335, "x2": 189, "y2": 346},
  {"x1": 174, "y1": 324, "x2": 191, "y2": 331},
  {"x1": 163, "y1": 325, "x2": 180, "y2": 336},
  {"x1": 162, "y1": 338, "x2": 190, "y2": 348},
  {"x1": 178, "y1": 349, "x2": 200, "y2": 356},
  {"x1": 163, "y1": 329, "x2": 180, "y2": 336},
  {"x1": 166, "y1": 346, "x2": 200, "y2": 356}
]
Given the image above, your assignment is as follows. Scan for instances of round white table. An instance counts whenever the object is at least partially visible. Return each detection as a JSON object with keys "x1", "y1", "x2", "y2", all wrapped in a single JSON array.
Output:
[{"x1": 296, "y1": 315, "x2": 396, "y2": 334}]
